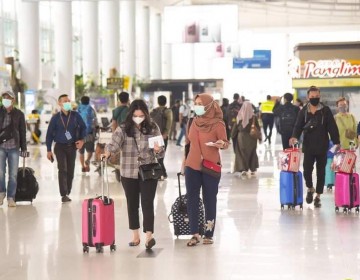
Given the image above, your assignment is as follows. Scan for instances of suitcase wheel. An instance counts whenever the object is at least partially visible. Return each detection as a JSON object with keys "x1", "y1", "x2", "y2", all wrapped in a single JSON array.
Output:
[
  {"x1": 327, "y1": 184, "x2": 333, "y2": 191},
  {"x1": 110, "y1": 244, "x2": 116, "y2": 252},
  {"x1": 343, "y1": 208, "x2": 348, "y2": 214},
  {"x1": 96, "y1": 245, "x2": 104, "y2": 253},
  {"x1": 335, "y1": 206, "x2": 339, "y2": 212},
  {"x1": 83, "y1": 245, "x2": 89, "y2": 253},
  {"x1": 356, "y1": 207, "x2": 359, "y2": 214},
  {"x1": 300, "y1": 204, "x2": 303, "y2": 210},
  {"x1": 281, "y1": 204, "x2": 284, "y2": 210}
]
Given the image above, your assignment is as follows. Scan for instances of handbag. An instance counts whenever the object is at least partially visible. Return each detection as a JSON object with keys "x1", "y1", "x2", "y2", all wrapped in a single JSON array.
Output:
[
  {"x1": 201, "y1": 159, "x2": 221, "y2": 178},
  {"x1": 249, "y1": 116, "x2": 262, "y2": 140},
  {"x1": 138, "y1": 162, "x2": 163, "y2": 181},
  {"x1": 338, "y1": 115, "x2": 356, "y2": 140},
  {"x1": 196, "y1": 130, "x2": 222, "y2": 178},
  {"x1": 134, "y1": 137, "x2": 163, "y2": 181}
]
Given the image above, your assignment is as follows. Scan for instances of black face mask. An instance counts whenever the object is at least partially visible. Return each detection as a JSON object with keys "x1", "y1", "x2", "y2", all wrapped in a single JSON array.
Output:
[{"x1": 309, "y1": 98, "x2": 320, "y2": 106}]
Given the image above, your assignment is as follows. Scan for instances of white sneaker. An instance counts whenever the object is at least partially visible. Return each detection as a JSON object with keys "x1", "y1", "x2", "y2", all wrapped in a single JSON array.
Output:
[
  {"x1": 0, "y1": 193, "x2": 5, "y2": 206},
  {"x1": 8, "y1": 198, "x2": 16, "y2": 207}
]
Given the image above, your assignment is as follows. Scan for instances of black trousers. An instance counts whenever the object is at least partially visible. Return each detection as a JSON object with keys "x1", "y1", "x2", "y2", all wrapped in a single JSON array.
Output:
[
  {"x1": 54, "y1": 143, "x2": 77, "y2": 197},
  {"x1": 158, "y1": 138, "x2": 168, "y2": 177},
  {"x1": 303, "y1": 152, "x2": 327, "y2": 194},
  {"x1": 121, "y1": 176, "x2": 158, "y2": 233},
  {"x1": 261, "y1": 114, "x2": 274, "y2": 139},
  {"x1": 281, "y1": 131, "x2": 293, "y2": 150}
]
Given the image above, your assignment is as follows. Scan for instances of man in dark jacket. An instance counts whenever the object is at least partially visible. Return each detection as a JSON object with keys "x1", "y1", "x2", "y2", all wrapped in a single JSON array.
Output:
[
  {"x1": 273, "y1": 93, "x2": 300, "y2": 150},
  {"x1": 0, "y1": 90, "x2": 27, "y2": 207},
  {"x1": 290, "y1": 86, "x2": 339, "y2": 208}
]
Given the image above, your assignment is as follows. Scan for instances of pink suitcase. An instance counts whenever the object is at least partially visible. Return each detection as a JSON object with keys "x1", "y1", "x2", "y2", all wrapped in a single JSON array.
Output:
[
  {"x1": 82, "y1": 160, "x2": 116, "y2": 253},
  {"x1": 334, "y1": 172, "x2": 360, "y2": 213}
]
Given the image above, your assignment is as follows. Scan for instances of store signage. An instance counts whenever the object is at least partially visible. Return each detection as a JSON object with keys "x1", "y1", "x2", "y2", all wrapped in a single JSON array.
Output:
[
  {"x1": 304, "y1": 59, "x2": 360, "y2": 78},
  {"x1": 106, "y1": 77, "x2": 123, "y2": 90},
  {"x1": 289, "y1": 58, "x2": 360, "y2": 79}
]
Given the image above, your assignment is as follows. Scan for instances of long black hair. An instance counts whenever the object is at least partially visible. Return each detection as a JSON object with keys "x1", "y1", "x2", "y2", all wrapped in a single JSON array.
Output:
[{"x1": 124, "y1": 99, "x2": 155, "y2": 137}]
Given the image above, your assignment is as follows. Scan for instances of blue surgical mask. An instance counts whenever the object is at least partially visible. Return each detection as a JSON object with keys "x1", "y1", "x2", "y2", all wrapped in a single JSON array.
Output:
[
  {"x1": 2, "y1": 99, "x2": 12, "y2": 108},
  {"x1": 63, "y1": 102, "x2": 72, "y2": 111},
  {"x1": 194, "y1": 105, "x2": 205, "y2": 116}
]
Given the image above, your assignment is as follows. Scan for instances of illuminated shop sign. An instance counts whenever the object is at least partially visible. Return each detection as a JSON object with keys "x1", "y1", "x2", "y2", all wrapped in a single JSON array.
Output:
[
  {"x1": 288, "y1": 58, "x2": 360, "y2": 79},
  {"x1": 304, "y1": 60, "x2": 360, "y2": 78}
]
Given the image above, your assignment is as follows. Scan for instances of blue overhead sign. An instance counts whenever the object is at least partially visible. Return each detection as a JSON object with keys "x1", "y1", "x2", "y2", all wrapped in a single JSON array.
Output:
[{"x1": 233, "y1": 50, "x2": 271, "y2": 69}]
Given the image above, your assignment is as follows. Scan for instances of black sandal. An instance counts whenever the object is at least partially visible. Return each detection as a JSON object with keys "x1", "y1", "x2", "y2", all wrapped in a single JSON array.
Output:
[{"x1": 187, "y1": 236, "x2": 200, "y2": 247}]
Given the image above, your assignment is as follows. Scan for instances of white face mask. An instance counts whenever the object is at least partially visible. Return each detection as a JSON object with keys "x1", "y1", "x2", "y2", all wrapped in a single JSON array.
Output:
[
  {"x1": 2, "y1": 99, "x2": 12, "y2": 108},
  {"x1": 133, "y1": 116, "x2": 145, "y2": 125}
]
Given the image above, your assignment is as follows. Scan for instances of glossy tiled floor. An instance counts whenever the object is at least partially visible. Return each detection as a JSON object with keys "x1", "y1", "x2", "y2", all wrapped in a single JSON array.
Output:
[{"x1": 1, "y1": 134, "x2": 360, "y2": 280}]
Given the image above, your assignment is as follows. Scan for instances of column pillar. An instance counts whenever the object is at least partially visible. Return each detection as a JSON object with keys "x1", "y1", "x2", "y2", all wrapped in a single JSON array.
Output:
[
  {"x1": 54, "y1": 2, "x2": 73, "y2": 98},
  {"x1": 82, "y1": 1, "x2": 99, "y2": 85},
  {"x1": 150, "y1": 12, "x2": 161, "y2": 80},
  {"x1": 100, "y1": 0, "x2": 119, "y2": 81},
  {"x1": 18, "y1": 1, "x2": 40, "y2": 90},
  {"x1": 137, "y1": 6, "x2": 150, "y2": 80},
  {"x1": 120, "y1": 0, "x2": 136, "y2": 78}
]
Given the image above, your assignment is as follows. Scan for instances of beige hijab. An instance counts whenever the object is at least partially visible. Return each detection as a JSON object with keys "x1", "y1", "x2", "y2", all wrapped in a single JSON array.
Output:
[
  {"x1": 193, "y1": 93, "x2": 224, "y2": 132},
  {"x1": 237, "y1": 101, "x2": 254, "y2": 128}
]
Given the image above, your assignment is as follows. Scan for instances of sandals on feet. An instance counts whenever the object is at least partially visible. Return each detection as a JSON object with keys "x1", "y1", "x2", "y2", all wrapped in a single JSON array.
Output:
[
  {"x1": 128, "y1": 240, "x2": 140, "y2": 247},
  {"x1": 203, "y1": 237, "x2": 213, "y2": 245},
  {"x1": 187, "y1": 236, "x2": 200, "y2": 247}
]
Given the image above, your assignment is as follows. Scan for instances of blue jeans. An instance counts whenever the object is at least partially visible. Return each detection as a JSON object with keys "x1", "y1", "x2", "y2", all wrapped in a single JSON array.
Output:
[
  {"x1": 176, "y1": 125, "x2": 185, "y2": 145},
  {"x1": 185, "y1": 166, "x2": 220, "y2": 238},
  {"x1": 0, "y1": 148, "x2": 20, "y2": 199}
]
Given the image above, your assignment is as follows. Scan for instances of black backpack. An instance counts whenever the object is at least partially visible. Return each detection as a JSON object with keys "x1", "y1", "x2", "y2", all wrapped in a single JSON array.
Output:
[
  {"x1": 279, "y1": 105, "x2": 298, "y2": 134},
  {"x1": 150, "y1": 107, "x2": 167, "y2": 133}
]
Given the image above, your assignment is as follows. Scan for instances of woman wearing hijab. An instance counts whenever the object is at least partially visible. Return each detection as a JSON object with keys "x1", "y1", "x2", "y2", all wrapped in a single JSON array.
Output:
[
  {"x1": 184, "y1": 93, "x2": 229, "y2": 246},
  {"x1": 232, "y1": 101, "x2": 261, "y2": 177}
]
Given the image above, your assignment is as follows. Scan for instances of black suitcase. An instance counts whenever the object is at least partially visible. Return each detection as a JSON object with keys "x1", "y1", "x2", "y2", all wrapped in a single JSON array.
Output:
[
  {"x1": 15, "y1": 155, "x2": 39, "y2": 203},
  {"x1": 168, "y1": 172, "x2": 205, "y2": 237}
]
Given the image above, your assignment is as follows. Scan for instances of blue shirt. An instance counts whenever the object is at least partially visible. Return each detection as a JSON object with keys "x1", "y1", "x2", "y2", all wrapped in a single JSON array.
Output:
[{"x1": 46, "y1": 110, "x2": 87, "y2": 152}]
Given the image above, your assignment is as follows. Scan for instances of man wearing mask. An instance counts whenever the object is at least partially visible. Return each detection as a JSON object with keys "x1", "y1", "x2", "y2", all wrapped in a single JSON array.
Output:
[
  {"x1": 290, "y1": 86, "x2": 339, "y2": 208},
  {"x1": 0, "y1": 90, "x2": 27, "y2": 207},
  {"x1": 46, "y1": 94, "x2": 86, "y2": 203}
]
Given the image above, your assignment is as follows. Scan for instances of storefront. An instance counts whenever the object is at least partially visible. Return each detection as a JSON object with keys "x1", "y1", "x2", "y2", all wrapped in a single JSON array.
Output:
[{"x1": 290, "y1": 42, "x2": 360, "y2": 114}]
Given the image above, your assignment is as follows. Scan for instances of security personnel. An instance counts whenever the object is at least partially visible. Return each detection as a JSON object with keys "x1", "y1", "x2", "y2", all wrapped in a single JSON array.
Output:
[{"x1": 260, "y1": 95, "x2": 275, "y2": 144}]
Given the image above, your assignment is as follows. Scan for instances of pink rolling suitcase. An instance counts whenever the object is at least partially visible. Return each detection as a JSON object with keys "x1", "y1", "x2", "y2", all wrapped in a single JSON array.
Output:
[
  {"x1": 334, "y1": 172, "x2": 360, "y2": 213},
  {"x1": 82, "y1": 160, "x2": 116, "y2": 253}
]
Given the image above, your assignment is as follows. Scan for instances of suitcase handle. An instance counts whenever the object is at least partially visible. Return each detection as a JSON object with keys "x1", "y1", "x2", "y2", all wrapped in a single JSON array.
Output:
[{"x1": 100, "y1": 157, "x2": 110, "y2": 202}]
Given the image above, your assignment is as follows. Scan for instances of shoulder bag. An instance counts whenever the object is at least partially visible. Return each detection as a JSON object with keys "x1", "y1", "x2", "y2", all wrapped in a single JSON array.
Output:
[
  {"x1": 197, "y1": 129, "x2": 221, "y2": 178},
  {"x1": 134, "y1": 137, "x2": 163, "y2": 181},
  {"x1": 250, "y1": 116, "x2": 262, "y2": 140},
  {"x1": 337, "y1": 115, "x2": 356, "y2": 140}
]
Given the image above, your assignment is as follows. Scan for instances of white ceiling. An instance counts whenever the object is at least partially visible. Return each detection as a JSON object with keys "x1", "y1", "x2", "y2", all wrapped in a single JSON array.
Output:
[{"x1": 149, "y1": 0, "x2": 360, "y2": 30}]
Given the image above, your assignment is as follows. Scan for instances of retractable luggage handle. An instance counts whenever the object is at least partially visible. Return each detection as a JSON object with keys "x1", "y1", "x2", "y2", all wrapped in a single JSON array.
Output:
[
  {"x1": 21, "y1": 152, "x2": 30, "y2": 177},
  {"x1": 177, "y1": 172, "x2": 183, "y2": 198},
  {"x1": 100, "y1": 156, "x2": 110, "y2": 203}
]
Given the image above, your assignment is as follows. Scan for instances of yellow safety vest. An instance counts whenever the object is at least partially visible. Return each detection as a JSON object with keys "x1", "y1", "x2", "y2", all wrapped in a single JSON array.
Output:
[{"x1": 260, "y1": 100, "x2": 274, "y2": 113}]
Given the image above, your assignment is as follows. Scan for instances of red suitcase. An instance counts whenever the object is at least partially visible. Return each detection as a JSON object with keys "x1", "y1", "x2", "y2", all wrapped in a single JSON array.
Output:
[{"x1": 82, "y1": 160, "x2": 116, "y2": 253}]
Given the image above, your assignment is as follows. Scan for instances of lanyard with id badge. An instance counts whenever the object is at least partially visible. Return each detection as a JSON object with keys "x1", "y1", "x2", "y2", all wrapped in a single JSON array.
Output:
[{"x1": 60, "y1": 112, "x2": 72, "y2": 141}]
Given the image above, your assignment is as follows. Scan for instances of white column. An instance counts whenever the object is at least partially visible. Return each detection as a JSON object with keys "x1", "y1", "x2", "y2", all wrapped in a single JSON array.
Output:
[
  {"x1": 150, "y1": 12, "x2": 161, "y2": 80},
  {"x1": 18, "y1": 1, "x2": 40, "y2": 90},
  {"x1": 137, "y1": 6, "x2": 150, "y2": 80},
  {"x1": 82, "y1": 1, "x2": 99, "y2": 85},
  {"x1": 100, "y1": 0, "x2": 119, "y2": 79},
  {"x1": 120, "y1": 0, "x2": 136, "y2": 77},
  {"x1": 54, "y1": 2, "x2": 73, "y2": 98},
  {"x1": 162, "y1": 44, "x2": 172, "y2": 79}
]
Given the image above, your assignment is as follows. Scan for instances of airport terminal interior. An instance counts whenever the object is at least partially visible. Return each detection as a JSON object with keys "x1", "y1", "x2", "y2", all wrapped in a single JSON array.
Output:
[
  {"x1": 0, "y1": 0, "x2": 360, "y2": 279},
  {"x1": 1, "y1": 136, "x2": 360, "y2": 280}
]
